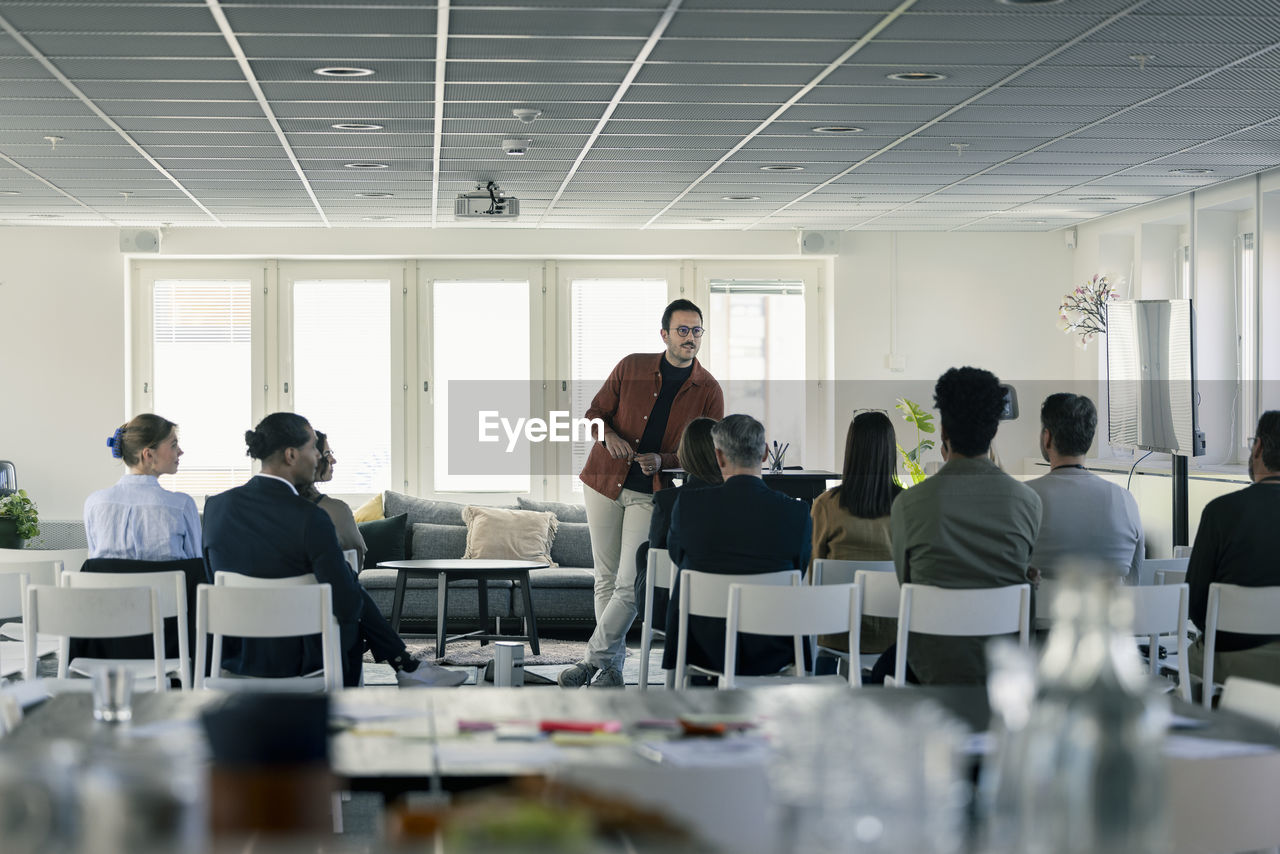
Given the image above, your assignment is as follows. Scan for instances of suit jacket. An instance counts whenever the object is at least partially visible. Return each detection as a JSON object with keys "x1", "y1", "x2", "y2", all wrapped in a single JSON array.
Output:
[
  {"x1": 202, "y1": 476, "x2": 364, "y2": 680},
  {"x1": 662, "y1": 475, "x2": 812, "y2": 675}
]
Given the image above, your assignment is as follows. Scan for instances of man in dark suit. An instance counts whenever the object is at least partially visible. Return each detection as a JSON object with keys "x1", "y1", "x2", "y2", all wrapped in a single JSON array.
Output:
[
  {"x1": 202, "y1": 412, "x2": 464, "y2": 688},
  {"x1": 661, "y1": 414, "x2": 812, "y2": 677}
]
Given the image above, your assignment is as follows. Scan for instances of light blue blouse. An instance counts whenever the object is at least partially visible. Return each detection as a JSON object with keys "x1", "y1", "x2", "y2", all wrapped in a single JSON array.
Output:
[{"x1": 84, "y1": 474, "x2": 202, "y2": 561}]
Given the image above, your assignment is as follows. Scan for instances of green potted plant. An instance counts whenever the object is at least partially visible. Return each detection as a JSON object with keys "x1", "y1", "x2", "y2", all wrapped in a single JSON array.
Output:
[
  {"x1": 894, "y1": 398, "x2": 936, "y2": 488},
  {"x1": 0, "y1": 489, "x2": 40, "y2": 549}
]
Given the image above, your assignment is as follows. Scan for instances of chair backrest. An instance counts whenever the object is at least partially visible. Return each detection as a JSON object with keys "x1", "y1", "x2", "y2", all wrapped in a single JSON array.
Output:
[
  {"x1": 0, "y1": 548, "x2": 86, "y2": 573},
  {"x1": 1201, "y1": 584, "x2": 1280, "y2": 707},
  {"x1": 812, "y1": 558, "x2": 894, "y2": 586},
  {"x1": 25, "y1": 584, "x2": 165, "y2": 687},
  {"x1": 63, "y1": 569, "x2": 185, "y2": 619},
  {"x1": 194, "y1": 583, "x2": 338, "y2": 692},
  {"x1": 1155, "y1": 569, "x2": 1187, "y2": 586},
  {"x1": 0, "y1": 571, "x2": 28, "y2": 622},
  {"x1": 1121, "y1": 583, "x2": 1191, "y2": 699},
  {"x1": 0, "y1": 560, "x2": 64, "y2": 589},
  {"x1": 1136, "y1": 557, "x2": 1189, "y2": 587},
  {"x1": 649, "y1": 548, "x2": 674, "y2": 592},
  {"x1": 682, "y1": 569, "x2": 800, "y2": 620},
  {"x1": 215, "y1": 571, "x2": 316, "y2": 587},
  {"x1": 723, "y1": 582, "x2": 861, "y2": 688},
  {"x1": 1172, "y1": 545, "x2": 1193, "y2": 559},
  {"x1": 894, "y1": 583, "x2": 1031, "y2": 688},
  {"x1": 1220, "y1": 676, "x2": 1280, "y2": 729},
  {"x1": 854, "y1": 569, "x2": 900, "y2": 619},
  {"x1": 342, "y1": 549, "x2": 359, "y2": 574}
]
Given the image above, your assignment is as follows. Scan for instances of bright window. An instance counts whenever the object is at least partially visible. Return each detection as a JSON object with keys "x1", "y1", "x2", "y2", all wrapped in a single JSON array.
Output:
[
  {"x1": 292, "y1": 279, "x2": 392, "y2": 493},
  {"x1": 709, "y1": 279, "x2": 806, "y2": 462},
  {"x1": 569, "y1": 278, "x2": 670, "y2": 490},
  {"x1": 152, "y1": 279, "x2": 252, "y2": 497},
  {"x1": 433, "y1": 280, "x2": 531, "y2": 492},
  {"x1": 1239, "y1": 233, "x2": 1258, "y2": 452}
]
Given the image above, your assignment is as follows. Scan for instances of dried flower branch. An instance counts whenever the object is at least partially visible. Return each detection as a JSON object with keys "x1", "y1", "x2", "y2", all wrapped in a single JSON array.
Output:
[{"x1": 1059, "y1": 274, "x2": 1118, "y2": 348}]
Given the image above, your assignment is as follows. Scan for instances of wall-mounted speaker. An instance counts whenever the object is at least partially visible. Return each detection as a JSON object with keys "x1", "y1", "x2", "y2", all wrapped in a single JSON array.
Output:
[
  {"x1": 799, "y1": 230, "x2": 839, "y2": 255},
  {"x1": 120, "y1": 229, "x2": 161, "y2": 253},
  {"x1": 1064, "y1": 227, "x2": 1077, "y2": 250}
]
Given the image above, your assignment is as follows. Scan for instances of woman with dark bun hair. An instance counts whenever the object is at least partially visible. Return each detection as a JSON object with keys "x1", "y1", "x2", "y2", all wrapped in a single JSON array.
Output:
[{"x1": 84, "y1": 413, "x2": 202, "y2": 560}]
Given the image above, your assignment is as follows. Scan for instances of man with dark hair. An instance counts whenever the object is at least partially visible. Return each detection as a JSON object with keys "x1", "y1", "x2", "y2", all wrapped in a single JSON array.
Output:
[
  {"x1": 883, "y1": 367, "x2": 1041, "y2": 685},
  {"x1": 203, "y1": 412, "x2": 465, "y2": 688},
  {"x1": 1187, "y1": 411, "x2": 1280, "y2": 687},
  {"x1": 560, "y1": 299, "x2": 724, "y2": 688},
  {"x1": 661, "y1": 414, "x2": 812, "y2": 678},
  {"x1": 1027, "y1": 393, "x2": 1144, "y2": 579}
]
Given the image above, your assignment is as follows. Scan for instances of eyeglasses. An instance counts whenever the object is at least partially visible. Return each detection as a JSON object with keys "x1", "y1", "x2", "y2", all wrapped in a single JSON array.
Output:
[
  {"x1": 322, "y1": 450, "x2": 336, "y2": 460},
  {"x1": 668, "y1": 325, "x2": 705, "y2": 339}
]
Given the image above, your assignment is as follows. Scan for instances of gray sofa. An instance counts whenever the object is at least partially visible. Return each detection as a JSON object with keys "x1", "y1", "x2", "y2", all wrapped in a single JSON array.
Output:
[{"x1": 357, "y1": 491, "x2": 598, "y2": 634}]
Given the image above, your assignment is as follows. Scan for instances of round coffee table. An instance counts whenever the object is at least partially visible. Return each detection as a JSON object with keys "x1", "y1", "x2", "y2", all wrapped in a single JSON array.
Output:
[{"x1": 376, "y1": 559, "x2": 547, "y2": 658}]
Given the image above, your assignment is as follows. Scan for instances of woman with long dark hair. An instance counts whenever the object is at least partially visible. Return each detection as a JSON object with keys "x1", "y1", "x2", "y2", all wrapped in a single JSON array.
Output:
[
  {"x1": 300, "y1": 431, "x2": 366, "y2": 569},
  {"x1": 810, "y1": 409, "x2": 902, "y2": 654},
  {"x1": 85, "y1": 413, "x2": 202, "y2": 560}
]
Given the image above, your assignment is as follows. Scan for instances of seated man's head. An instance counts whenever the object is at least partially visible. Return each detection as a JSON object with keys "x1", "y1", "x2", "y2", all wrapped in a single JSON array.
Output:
[
  {"x1": 244, "y1": 412, "x2": 319, "y2": 488},
  {"x1": 933, "y1": 366, "x2": 1005, "y2": 459},
  {"x1": 710, "y1": 414, "x2": 767, "y2": 477},
  {"x1": 1249, "y1": 410, "x2": 1280, "y2": 482},
  {"x1": 1039, "y1": 393, "x2": 1096, "y2": 463}
]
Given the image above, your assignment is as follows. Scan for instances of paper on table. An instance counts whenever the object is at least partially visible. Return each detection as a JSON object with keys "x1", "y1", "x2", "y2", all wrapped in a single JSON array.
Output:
[
  {"x1": 637, "y1": 736, "x2": 771, "y2": 767},
  {"x1": 1163, "y1": 735, "x2": 1280, "y2": 760}
]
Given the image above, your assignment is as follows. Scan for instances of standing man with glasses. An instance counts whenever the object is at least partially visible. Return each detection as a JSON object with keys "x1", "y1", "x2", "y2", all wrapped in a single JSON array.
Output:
[{"x1": 559, "y1": 299, "x2": 724, "y2": 688}]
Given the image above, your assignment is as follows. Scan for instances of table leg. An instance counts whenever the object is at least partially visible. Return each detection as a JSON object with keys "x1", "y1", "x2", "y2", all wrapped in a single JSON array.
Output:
[
  {"x1": 390, "y1": 570, "x2": 408, "y2": 635},
  {"x1": 436, "y1": 571, "x2": 448, "y2": 660},
  {"x1": 519, "y1": 572, "x2": 540, "y2": 656},
  {"x1": 477, "y1": 579, "x2": 489, "y2": 646}
]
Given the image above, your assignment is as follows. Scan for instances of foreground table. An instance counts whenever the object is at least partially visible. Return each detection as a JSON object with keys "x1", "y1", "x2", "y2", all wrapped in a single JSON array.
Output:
[{"x1": 377, "y1": 558, "x2": 547, "y2": 657}]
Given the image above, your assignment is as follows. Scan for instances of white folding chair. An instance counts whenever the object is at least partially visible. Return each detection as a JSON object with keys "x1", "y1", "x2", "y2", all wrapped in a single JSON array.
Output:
[
  {"x1": 24, "y1": 583, "x2": 166, "y2": 691},
  {"x1": 1122, "y1": 583, "x2": 1192, "y2": 701},
  {"x1": 1155, "y1": 568, "x2": 1187, "y2": 586},
  {"x1": 722, "y1": 581, "x2": 861, "y2": 688},
  {"x1": 1172, "y1": 545, "x2": 1193, "y2": 559},
  {"x1": 0, "y1": 548, "x2": 86, "y2": 572},
  {"x1": 811, "y1": 559, "x2": 894, "y2": 586},
  {"x1": 892, "y1": 583, "x2": 1031, "y2": 687},
  {"x1": 194, "y1": 583, "x2": 340, "y2": 693},
  {"x1": 639, "y1": 547, "x2": 675, "y2": 692},
  {"x1": 1136, "y1": 557, "x2": 1189, "y2": 587},
  {"x1": 0, "y1": 561, "x2": 64, "y2": 648},
  {"x1": 62, "y1": 569, "x2": 191, "y2": 690},
  {"x1": 853, "y1": 569, "x2": 901, "y2": 674},
  {"x1": 1201, "y1": 583, "x2": 1280, "y2": 708},
  {"x1": 1220, "y1": 676, "x2": 1280, "y2": 729},
  {"x1": 673, "y1": 569, "x2": 800, "y2": 689},
  {"x1": 0, "y1": 571, "x2": 31, "y2": 680}
]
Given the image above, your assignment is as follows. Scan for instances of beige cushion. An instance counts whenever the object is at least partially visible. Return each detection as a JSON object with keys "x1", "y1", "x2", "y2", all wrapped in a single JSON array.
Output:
[
  {"x1": 352, "y1": 493, "x2": 384, "y2": 524},
  {"x1": 461, "y1": 506, "x2": 558, "y2": 566}
]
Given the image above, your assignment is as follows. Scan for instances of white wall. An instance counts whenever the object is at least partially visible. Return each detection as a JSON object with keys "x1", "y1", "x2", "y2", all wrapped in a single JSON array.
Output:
[{"x1": 1, "y1": 224, "x2": 1087, "y2": 520}]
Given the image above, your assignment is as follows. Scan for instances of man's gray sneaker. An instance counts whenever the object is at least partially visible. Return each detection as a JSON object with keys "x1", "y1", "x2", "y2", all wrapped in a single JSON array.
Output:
[
  {"x1": 588, "y1": 666, "x2": 624, "y2": 688},
  {"x1": 557, "y1": 661, "x2": 598, "y2": 688},
  {"x1": 396, "y1": 662, "x2": 467, "y2": 688}
]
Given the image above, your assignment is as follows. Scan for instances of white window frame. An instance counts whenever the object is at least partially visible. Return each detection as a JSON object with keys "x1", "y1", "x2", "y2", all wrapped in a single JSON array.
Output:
[
  {"x1": 553, "y1": 261, "x2": 684, "y2": 502},
  {"x1": 695, "y1": 260, "x2": 832, "y2": 472},
  {"x1": 276, "y1": 261, "x2": 407, "y2": 503},
  {"x1": 416, "y1": 261, "x2": 545, "y2": 500}
]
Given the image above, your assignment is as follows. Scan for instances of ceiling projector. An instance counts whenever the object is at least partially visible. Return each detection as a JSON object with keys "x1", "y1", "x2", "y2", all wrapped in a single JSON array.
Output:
[{"x1": 455, "y1": 181, "x2": 519, "y2": 219}]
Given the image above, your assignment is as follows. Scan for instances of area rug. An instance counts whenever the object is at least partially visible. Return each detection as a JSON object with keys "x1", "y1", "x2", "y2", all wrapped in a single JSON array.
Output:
[{"x1": 403, "y1": 637, "x2": 585, "y2": 667}]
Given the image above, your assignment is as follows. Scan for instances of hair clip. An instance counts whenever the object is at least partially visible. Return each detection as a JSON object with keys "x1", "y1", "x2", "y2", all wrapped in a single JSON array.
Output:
[{"x1": 107, "y1": 427, "x2": 125, "y2": 459}]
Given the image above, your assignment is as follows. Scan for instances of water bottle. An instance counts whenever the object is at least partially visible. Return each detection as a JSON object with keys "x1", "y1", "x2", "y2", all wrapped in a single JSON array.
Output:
[{"x1": 981, "y1": 569, "x2": 1170, "y2": 854}]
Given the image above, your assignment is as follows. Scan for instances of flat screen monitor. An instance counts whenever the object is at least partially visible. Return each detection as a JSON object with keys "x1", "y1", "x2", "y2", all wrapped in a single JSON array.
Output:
[{"x1": 1106, "y1": 299, "x2": 1200, "y2": 455}]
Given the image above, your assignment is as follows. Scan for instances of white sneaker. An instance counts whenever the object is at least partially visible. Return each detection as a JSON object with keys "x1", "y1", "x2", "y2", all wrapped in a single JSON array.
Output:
[{"x1": 397, "y1": 662, "x2": 467, "y2": 688}]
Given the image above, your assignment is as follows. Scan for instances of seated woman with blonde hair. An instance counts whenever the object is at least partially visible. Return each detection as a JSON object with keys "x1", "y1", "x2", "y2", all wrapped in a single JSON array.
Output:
[
  {"x1": 811, "y1": 410, "x2": 903, "y2": 656},
  {"x1": 84, "y1": 413, "x2": 201, "y2": 561}
]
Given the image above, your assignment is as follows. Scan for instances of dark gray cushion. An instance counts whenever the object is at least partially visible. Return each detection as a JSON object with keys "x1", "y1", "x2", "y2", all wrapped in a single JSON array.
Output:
[
  {"x1": 516, "y1": 496, "x2": 588, "y2": 524},
  {"x1": 384, "y1": 490, "x2": 468, "y2": 527},
  {"x1": 411, "y1": 523, "x2": 468, "y2": 561},
  {"x1": 357, "y1": 513, "x2": 407, "y2": 569},
  {"x1": 550, "y1": 521, "x2": 593, "y2": 569}
]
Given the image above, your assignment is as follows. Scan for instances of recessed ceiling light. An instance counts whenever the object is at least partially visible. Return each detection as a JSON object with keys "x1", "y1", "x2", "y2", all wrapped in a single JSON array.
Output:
[
  {"x1": 356, "y1": 192, "x2": 395, "y2": 198},
  {"x1": 332, "y1": 122, "x2": 383, "y2": 131},
  {"x1": 0, "y1": 190, "x2": 20, "y2": 196},
  {"x1": 997, "y1": 0, "x2": 1065, "y2": 5},
  {"x1": 1078, "y1": 196, "x2": 1116, "y2": 201},
  {"x1": 811, "y1": 126, "x2": 863, "y2": 133},
  {"x1": 723, "y1": 195, "x2": 760, "y2": 201},
  {"x1": 698, "y1": 217, "x2": 726, "y2": 223},
  {"x1": 30, "y1": 213, "x2": 61, "y2": 218},
  {"x1": 1169, "y1": 168, "x2": 1213, "y2": 175},
  {"x1": 887, "y1": 71, "x2": 947, "y2": 82},
  {"x1": 1028, "y1": 220, "x2": 1047, "y2": 224},
  {"x1": 362, "y1": 216, "x2": 393, "y2": 221},
  {"x1": 760, "y1": 165, "x2": 805, "y2": 172},
  {"x1": 314, "y1": 66, "x2": 375, "y2": 78},
  {"x1": 344, "y1": 162, "x2": 389, "y2": 169}
]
